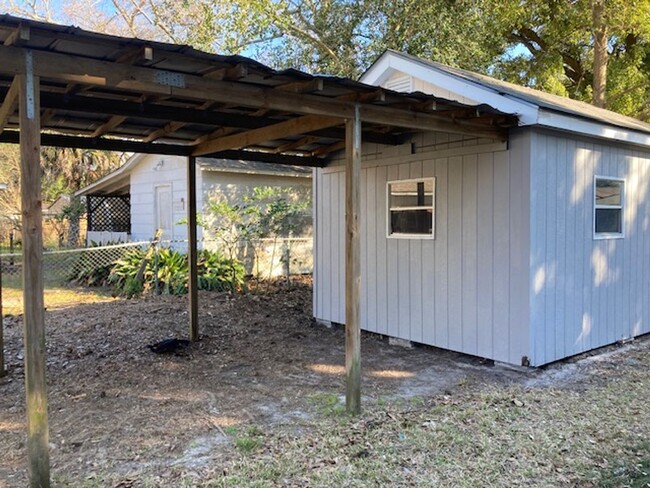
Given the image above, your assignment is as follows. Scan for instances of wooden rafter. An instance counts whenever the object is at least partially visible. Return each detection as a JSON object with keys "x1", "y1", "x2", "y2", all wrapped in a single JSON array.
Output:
[
  {"x1": 273, "y1": 135, "x2": 322, "y2": 153},
  {"x1": 0, "y1": 45, "x2": 511, "y2": 138},
  {"x1": 4, "y1": 23, "x2": 29, "y2": 46},
  {"x1": 203, "y1": 63, "x2": 248, "y2": 81},
  {"x1": 276, "y1": 79, "x2": 323, "y2": 93},
  {"x1": 311, "y1": 141, "x2": 345, "y2": 157},
  {"x1": 192, "y1": 114, "x2": 343, "y2": 156},
  {"x1": 40, "y1": 108, "x2": 55, "y2": 126},
  {"x1": 144, "y1": 120, "x2": 187, "y2": 143},
  {"x1": 145, "y1": 100, "x2": 216, "y2": 143},
  {"x1": 207, "y1": 149, "x2": 325, "y2": 167},
  {"x1": 92, "y1": 115, "x2": 127, "y2": 138},
  {"x1": 116, "y1": 46, "x2": 154, "y2": 65},
  {"x1": 0, "y1": 77, "x2": 19, "y2": 134},
  {"x1": 0, "y1": 130, "x2": 192, "y2": 155}
]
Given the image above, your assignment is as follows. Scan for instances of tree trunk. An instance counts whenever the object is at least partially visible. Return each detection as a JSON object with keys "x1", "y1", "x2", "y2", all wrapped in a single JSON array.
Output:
[
  {"x1": 67, "y1": 215, "x2": 80, "y2": 248},
  {"x1": 592, "y1": 0, "x2": 608, "y2": 108}
]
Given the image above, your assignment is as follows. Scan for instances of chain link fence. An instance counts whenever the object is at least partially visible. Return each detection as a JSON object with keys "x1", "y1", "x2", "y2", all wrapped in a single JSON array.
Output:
[{"x1": 1, "y1": 236, "x2": 313, "y2": 315}]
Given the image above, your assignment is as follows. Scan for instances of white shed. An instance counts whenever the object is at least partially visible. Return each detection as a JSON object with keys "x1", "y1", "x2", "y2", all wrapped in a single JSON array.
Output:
[
  {"x1": 77, "y1": 154, "x2": 312, "y2": 245},
  {"x1": 313, "y1": 50, "x2": 650, "y2": 367}
]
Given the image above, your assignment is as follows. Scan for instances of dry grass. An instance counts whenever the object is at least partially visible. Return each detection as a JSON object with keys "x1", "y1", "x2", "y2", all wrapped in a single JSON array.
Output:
[
  {"x1": 204, "y1": 349, "x2": 650, "y2": 488},
  {"x1": 2, "y1": 274, "x2": 115, "y2": 315},
  {"x1": 2, "y1": 279, "x2": 650, "y2": 487}
]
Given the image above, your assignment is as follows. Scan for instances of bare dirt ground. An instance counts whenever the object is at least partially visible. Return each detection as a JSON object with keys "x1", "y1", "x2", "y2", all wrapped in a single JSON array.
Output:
[{"x1": 0, "y1": 277, "x2": 646, "y2": 486}]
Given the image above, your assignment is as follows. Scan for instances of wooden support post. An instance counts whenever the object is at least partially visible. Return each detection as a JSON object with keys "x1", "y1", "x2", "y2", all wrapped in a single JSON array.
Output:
[
  {"x1": 19, "y1": 52, "x2": 50, "y2": 487},
  {"x1": 187, "y1": 156, "x2": 199, "y2": 341},
  {"x1": 0, "y1": 251, "x2": 4, "y2": 378},
  {"x1": 345, "y1": 105, "x2": 361, "y2": 415}
]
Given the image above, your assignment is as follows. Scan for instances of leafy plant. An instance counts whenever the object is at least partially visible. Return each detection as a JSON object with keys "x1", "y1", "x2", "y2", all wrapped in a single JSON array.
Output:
[{"x1": 106, "y1": 247, "x2": 244, "y2": 296}]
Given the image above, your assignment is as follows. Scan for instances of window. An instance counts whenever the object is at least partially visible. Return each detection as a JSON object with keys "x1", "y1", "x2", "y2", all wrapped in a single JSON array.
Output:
[
  {"x1": 594, "y1": 176, "x2": 624, "y2": 238},
  {"x1": 387, "y1": 177, "x2": 435, "y2": 238}
]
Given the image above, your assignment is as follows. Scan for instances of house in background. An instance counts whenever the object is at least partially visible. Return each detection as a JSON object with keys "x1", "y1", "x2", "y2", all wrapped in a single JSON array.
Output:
[
  {"x1": 76, "y1": 155, "x2": 313, "y2": 274},
  {"x1": 313, "y1": 50, "x2": 650, "y2": 367}
]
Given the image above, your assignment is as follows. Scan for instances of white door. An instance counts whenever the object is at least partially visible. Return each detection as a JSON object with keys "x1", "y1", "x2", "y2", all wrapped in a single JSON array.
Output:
[{"x1": 155, "y1": 185, "x2": 173, "y2": 240}]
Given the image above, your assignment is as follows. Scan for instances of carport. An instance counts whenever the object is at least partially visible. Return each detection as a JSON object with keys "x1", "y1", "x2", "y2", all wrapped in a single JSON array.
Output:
[{"x1": 0, "y1": 14, "x2": 516, "y2": 487}]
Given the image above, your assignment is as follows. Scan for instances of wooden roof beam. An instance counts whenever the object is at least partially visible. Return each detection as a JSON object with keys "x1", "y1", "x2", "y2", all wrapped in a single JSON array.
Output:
[
  {"x1": 144, "y1": 100, "x2": 216, "y2": 142},
  {"x1": 338, "y1": 88, "x2": 385, "y2": 103},
  {"x1": 4, "y1": 23, "x2": 29, "y2": 46},
  {"x1": 0, "y1": 130, "x2": 193, "y2": 155},
  {"x1": 116, "y1": 46, "x2": 154, "y2": 65},
  {"x1": 38, "y1": 92, "x2": 272, "y2": 130},
  {"x1": 276, "y1": 79, "x2": 324, "y2": 93},
  {"x1": 311, "y1": 141, "x2": 345, "y2": 157},
  {"x1": 0, "y1": 77, "x2": 18, "y2": 134},
  {"x1": 203, "y1": 63, "x2": 248, "y2": 81},
  {"x1": 145, "y1": 120, "x2": 187, "y2": 143},
  {"x1": 207, "y1": 149, "x2": 325, "y2": 167},
  {"x1": 273, "y1": 135, "x2": 322, "y2": 153},
  {"x1": 40, "y1": 108, "x2": 56, "y2": 126},
  {"x1": 91, "y1": 115, "x2": 127, "y2": 138},
  {"x1": 192, "y1": 114, "x2": 343, "y2": 156},
  {"x1": 0, "y1": 45, "x2": 512, "y2": 138}
]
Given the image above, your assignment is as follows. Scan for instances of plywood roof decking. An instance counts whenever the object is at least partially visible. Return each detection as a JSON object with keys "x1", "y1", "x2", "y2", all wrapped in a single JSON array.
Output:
[{"x1": 0, "y1": 15, "x2": 518, "y2": 167}]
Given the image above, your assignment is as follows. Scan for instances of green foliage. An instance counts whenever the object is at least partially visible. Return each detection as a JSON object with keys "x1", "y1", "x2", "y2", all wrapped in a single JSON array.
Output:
[
  {"x1": 491, "y1": 0, "x2": 650, "y2": 118},
  {"x1": 106, "y1": 247, "x2": 244, "y2": 297},
  {"x1": 206, "y1": 186, "x2": 310, "y2": 246},
  {"x1": 198, "y1": 249, "x2": 246, "y2": 291},
  {"x1": 234, "y1": 425, "x2": 265, "y2": 453}
]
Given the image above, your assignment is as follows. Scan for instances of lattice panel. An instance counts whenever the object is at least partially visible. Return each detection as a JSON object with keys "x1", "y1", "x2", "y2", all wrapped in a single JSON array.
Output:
[{"x1": 87, "y1": 195, "x2": 131, "y2": 233}]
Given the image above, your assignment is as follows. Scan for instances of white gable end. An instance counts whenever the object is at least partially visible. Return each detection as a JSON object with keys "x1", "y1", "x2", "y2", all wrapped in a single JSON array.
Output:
[
  {"x1": 362, "y1": 52, "x2": 650, "y2": 147},
  {"x1": 361, "y1": 54, "x2": 539, "y2": 125}
]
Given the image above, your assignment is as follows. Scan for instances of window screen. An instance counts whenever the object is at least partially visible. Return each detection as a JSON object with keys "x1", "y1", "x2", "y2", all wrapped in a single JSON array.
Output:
[
  {"x1": 387, "y1": 178, "x2": 435, "y2": 237},
  {"x1": 594, "y1": 177, "x2": 624, "y2": 237}
]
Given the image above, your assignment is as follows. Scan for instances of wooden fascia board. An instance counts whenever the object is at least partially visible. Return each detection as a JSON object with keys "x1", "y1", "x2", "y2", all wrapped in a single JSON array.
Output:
[
  {"x1": 0, "y1": 77, "x2": 18, "y2": 134},
  {"x1": 0, "y1": 45, "x2": 508, "y2": 138},
  {"x1": 192, "y1": 115, "x2": 342, "y2": 156}
]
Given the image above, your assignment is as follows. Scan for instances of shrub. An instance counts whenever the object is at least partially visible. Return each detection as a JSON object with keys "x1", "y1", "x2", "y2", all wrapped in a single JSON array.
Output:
[{"x1": 106, "y1": 247, "x2": 245, "y2": 296}]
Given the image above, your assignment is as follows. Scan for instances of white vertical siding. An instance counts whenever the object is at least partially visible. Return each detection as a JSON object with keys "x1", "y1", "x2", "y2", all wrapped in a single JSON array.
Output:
[
  {"x1": 529, "y1": 130, "x2": 650, "y2": 365},
  {"x1": 313, "y1": 134, "x2": 531, "y2": 365},
  {"x1": 130, "y1": 155, "x2": 188, "y2": 242}
]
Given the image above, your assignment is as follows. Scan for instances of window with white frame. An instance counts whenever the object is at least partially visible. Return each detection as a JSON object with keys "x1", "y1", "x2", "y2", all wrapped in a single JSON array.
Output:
[
  {"x1": 594, "y1": 176, "x2": 624, "y2": 238},
  {"x1": 387, "y1": 177, "x2": 435, "y2": 238}
]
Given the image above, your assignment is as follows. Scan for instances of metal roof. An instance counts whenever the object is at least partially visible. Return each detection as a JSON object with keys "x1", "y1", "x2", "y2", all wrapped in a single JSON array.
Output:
[
  {"x1": 0, "y1": 16, "x2": 518, "y2": 167},
  {"x1": 385, "y1": 50, "x2": 650, "y2": 135},
  {"x1": 197, "y1": 158, "x2": 312, "y2": 177},
  {"x1": 75, "y1": 154, "x2": 311, "y2": 197}
]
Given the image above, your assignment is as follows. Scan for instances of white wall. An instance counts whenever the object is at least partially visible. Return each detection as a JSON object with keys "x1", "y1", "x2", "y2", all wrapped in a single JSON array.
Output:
[
  {"x1": 314, "y1": 131, "x2": 531, "y2": 365},
  {"x1": 130, "y1": 155, "x2": 191, "y2": 244},
  {"x1": 529, "y1": 130, "x2": 650, "y2": 365}
]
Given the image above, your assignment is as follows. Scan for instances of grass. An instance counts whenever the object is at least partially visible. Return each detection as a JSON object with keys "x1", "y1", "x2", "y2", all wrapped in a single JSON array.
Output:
[
  {"x1": 1, "y1": 272, "x2": 115, "y2": 315},
  {"x1": 43, "y1": 341, "x2": 650, "y2": 487},
  {"x1": 209, "y1": 348, "x2": 650, "y2": 487}
]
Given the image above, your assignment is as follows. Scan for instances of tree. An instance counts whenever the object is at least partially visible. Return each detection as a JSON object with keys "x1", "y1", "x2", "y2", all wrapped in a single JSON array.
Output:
[
  {"x1": 3, "y1": 0, "x2": 650, "y2": 118},
  {"x1": 493, "y1": 0, "x2": 650, "y2": 117}
]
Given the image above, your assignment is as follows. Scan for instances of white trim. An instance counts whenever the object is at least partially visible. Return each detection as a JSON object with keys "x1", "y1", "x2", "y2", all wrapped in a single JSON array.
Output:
[
  {"x1": 74, "y1": 153, "x2": 145, "y2": 196},
  {"x1": 386, "y1": 177, "x2": 435, "y2": 240},
  {"x1": 593, "y1": 175, "x2": 625, "y2": 240},
  {"x1": 362, "y1": 51, "x2": 650, "y2": 148},
  {"x1": 361, "y1": 53, "x2": 539, "y2": 125},
  {"x1": 537, "y1": 111, "x2": 650, "y2": 148}
]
